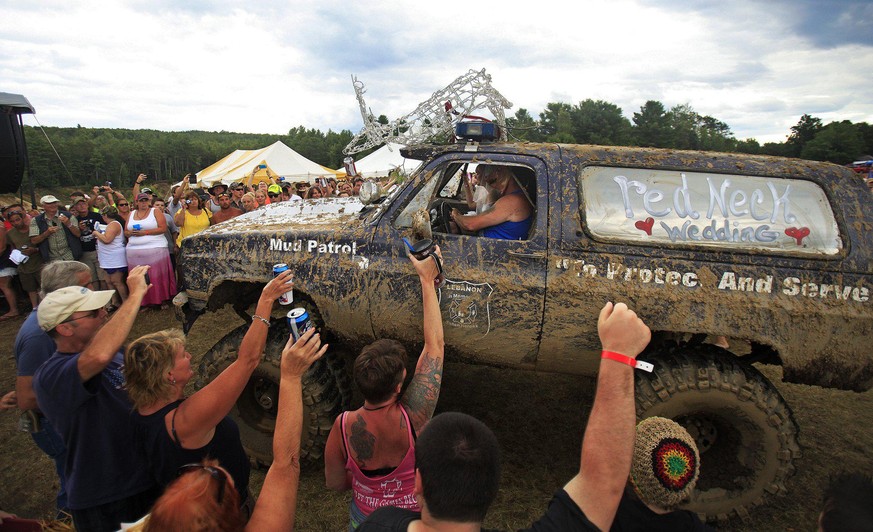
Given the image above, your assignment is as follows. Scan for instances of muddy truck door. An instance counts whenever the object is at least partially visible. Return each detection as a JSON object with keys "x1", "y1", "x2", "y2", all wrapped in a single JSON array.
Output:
[
  {"x1": 539, "y1": 145, "x2": 873, "y2": 522},
  {"x1": 367, "y1": 151, "x2": 551, "y2": 368}
]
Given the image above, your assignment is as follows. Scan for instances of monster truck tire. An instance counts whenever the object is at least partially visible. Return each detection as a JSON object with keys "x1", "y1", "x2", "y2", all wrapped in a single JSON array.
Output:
[
  {"x1": 634, "y1": 348, "x2": 801, "y2": 522},
  {"x1": 326, "y1": 347, "x2": 353, "y2": 409},
  {"x1": 196, "y1": 321, "x2": 348, "y2": 468}
]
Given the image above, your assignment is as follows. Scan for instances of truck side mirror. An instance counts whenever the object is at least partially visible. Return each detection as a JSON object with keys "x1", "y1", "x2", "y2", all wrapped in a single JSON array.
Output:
[{"x1": 359, "y1": 181, "x2": 383, "y2": 205}]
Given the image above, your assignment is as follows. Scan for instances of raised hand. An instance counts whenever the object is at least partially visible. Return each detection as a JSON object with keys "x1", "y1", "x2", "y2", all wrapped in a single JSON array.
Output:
[
  {"x1": 597, "y1": 302, "x2": 651, "y2": 358},
  {"x1": 281, "y1": 328, "x2": 328, "y2": 378},
  {"x1": 262, "y1": 270, "x2": 294, "y2": 302}
]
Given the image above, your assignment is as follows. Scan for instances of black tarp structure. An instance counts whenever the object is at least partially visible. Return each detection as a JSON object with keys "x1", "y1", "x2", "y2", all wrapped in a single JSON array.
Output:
[{"x1": 0, "y1": 92, "x2": 35, "y2": 196}]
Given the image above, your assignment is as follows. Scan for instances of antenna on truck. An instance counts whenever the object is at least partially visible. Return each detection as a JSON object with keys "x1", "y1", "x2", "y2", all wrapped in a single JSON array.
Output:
[{"x1": 343, "y1": 68, "x2": 513, "y2": 156}]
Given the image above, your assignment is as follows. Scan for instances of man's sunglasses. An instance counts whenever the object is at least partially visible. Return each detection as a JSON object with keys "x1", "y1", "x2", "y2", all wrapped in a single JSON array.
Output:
[
  {"x1": 177, "y1": 463, "x2": 229, "y2": 504},
  {"x1": 61, "y1": 308, "x2": 101, "y2": 324},
  {"x1": 268, "y1": 193, "x2": 279, "y2": 198}
]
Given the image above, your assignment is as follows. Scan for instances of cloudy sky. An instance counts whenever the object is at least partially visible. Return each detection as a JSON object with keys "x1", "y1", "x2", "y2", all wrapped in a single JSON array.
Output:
[{"x1": 2, "y1": 0, "x2": 871, "y2": 144}]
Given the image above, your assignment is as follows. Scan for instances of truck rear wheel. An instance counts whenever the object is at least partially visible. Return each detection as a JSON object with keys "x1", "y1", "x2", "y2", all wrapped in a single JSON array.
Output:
[
  {"x1": 634, "y1": 348, "x2": 801, "y2": 522},
  {"x1": 196, "y1": 320, "x2": 351, "y2": 468}
]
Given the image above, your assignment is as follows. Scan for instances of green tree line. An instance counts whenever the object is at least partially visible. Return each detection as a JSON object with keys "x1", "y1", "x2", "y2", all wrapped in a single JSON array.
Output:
[
  {"x1": 22, "y1": 99, "x2": 873, "y2": 189},
  {"x1": 23, "y1": 125, "x2": 356, "y2": 189},
  {"x1": 506, "y1": 102, "x2": 873, "y2": 163}
]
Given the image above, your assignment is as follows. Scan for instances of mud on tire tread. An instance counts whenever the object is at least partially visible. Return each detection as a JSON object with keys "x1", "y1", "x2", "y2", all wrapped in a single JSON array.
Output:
[
  {"x1": 196, "y1": 320, "x2": 350, "y2": 468},
  {"x1": 635, "y1": 347, "x2": 802, "y2": 522}
]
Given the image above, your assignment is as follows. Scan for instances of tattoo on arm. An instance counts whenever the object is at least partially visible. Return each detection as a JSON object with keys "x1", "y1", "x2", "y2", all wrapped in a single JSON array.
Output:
[
  {"x1": 401, "y1": 352, "x2": 443, "y2": 431},
  {"x1": 349, "y1": 415, "x2": 376, "y2": 468}
]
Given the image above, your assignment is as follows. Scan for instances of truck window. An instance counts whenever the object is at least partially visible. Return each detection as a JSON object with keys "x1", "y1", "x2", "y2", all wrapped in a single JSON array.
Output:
[
  {"x1": 394, "y1": 173, "x2": 440, "y2": 229},
  {"x1": 439, "y1": 166, "x2": 464, "y2": 198},
  {"x1": 395, "y1": 161, "x2": 538, "y2": 241},
  {"x1": 578, "y1": 166, "x2": 842, "y2": 255}
]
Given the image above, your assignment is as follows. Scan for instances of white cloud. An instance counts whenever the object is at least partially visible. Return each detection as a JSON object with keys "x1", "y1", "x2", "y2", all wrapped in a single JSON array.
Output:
[{"x1": 1, "y1": 0, "x2": 870, "y2": 146}]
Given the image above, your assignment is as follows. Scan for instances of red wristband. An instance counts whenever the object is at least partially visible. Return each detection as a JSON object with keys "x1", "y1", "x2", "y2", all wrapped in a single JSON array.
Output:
[{"x1": 601, "y1": 351, "x2": 654, "y2": 372}]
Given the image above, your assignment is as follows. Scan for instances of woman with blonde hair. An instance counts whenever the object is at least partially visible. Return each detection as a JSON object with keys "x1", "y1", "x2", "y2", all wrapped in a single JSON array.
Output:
[
  {"x1": 126, "y1": 322, "x2": 326, "y2": 532},
  {"x1": 240, "y1": 192, "x2": 257, "y2": 212},
  {"x1": 124, "y1": 271, "x2": 299, "y2": 519},
  {"x1": 253, "y1": 190, "x2": 268, "y2": 208}
]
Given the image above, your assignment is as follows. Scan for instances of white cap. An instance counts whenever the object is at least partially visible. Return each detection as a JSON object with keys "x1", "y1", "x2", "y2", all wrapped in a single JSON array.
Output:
[{"x1": 37, "y1": 286, "x2": 115, "y2": 331}]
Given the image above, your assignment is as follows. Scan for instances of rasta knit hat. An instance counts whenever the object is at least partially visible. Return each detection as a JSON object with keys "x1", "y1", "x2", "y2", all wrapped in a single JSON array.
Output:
[{"x1": 631, "y1": 416, "x2": 700, "y2": 510}]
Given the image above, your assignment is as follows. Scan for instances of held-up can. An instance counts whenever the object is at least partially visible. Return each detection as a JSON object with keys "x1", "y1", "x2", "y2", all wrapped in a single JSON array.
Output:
[
  {"x1": 287, "y1": 308, "x2": 313, "y2": 342},
  {"x1": 272, "y1": 263, "x2": 293, "y2": 305},
  {"x1": 408, "y1": 238, "x2": 446, "y2": 289}
]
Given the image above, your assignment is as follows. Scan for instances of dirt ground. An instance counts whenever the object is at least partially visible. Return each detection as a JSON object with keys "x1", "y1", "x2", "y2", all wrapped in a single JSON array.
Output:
[{"x1": 1, "y1": 304, "x2": 872, "y2": 530}]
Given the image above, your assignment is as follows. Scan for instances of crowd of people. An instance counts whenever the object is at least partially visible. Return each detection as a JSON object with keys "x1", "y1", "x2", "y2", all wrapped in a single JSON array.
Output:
[
  {"x1": 0, "y1": 170, "x2": 871, "y2": 531},
  {"x1": 0, "y1": 173, "x2": 368, "y2": 318}
]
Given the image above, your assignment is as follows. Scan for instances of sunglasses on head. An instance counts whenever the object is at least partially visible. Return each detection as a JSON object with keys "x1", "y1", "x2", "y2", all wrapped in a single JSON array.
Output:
[{"x1": 177, "y1": 463, "x2": 229, "y2": 504}]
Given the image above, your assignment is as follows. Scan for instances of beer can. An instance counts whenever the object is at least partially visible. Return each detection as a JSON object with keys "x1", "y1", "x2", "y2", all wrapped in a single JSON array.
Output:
[
  {"x1": 272, "y1": 263, "x2": 293, "y2": 305},
  {"x1": 343, "y1": 156, "x2": 358, "y2": 177},
  {"x1": 287, "y1": 308, "x2": 313, "y2": 342}
]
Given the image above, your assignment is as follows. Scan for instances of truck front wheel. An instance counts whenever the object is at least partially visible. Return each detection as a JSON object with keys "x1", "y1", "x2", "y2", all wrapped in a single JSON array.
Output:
[
  {"x1": 196, "y1": 320, "x2": 350, "y2": 468},
  {"x1": 634, "y1": 348, "x2": 801, "y2": 522}
]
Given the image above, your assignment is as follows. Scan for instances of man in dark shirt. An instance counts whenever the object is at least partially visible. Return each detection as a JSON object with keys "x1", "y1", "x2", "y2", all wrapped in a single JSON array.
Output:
[
  {"x1": 14, "y1": 261, "x2": 93, "y2": 514},
  {"x1": 611, "y1": 416, "x2": 712, "y2": 531},
  {"x1": 71, "y1": 195, "x2": 106, "y2": 290},
  {"x1": 33, "y1": 266, "x2": 159, "y2": 532},
  {"x1": 360, "y1": 302, "x2": 652, "y2": 531},
  {"x1": 229, "y1": 182, "x2": 246, "y2": 211}
]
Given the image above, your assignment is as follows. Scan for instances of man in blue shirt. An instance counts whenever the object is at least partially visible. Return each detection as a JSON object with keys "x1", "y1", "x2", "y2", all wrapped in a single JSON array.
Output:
[
  {"x1": 33, "y1": 266, "x2": 158, "y2": 532},
  {"x1": 14, "y1": 261, "x2": 93, "y2": 514}
]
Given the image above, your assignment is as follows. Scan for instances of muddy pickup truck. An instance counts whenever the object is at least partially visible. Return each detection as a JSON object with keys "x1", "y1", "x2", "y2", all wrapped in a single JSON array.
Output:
[{"x1": 175, "y1": 141, "x2": 873, "y2": 522}]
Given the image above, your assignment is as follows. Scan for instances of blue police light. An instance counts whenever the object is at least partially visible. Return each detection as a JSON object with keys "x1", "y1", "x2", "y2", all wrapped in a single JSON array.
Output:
[{"x1": 455, "y1": 121, "x2": 500, "y2": 142}]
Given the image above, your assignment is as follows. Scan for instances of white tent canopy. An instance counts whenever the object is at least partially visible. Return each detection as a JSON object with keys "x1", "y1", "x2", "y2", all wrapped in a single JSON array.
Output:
[
  {"x1": 196, "y1": 141, "x2": 337, "y2": 187},
  {"x1": 338, "y1": 143, "x2": 418, "y2": 179}
]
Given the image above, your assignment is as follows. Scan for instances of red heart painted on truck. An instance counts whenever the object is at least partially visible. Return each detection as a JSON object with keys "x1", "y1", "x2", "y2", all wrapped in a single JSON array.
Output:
[
  {"x1": 785, "y1": 227, "x2": 810, "y2": 245},
  {"x1": 635, "y1": 217, "x2": 654, "y2": 236}
]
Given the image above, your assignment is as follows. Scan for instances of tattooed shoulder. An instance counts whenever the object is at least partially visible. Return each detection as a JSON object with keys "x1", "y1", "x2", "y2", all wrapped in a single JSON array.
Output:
[{"x1": 349, "y1": 414, "x2": 376, "y2": 465}]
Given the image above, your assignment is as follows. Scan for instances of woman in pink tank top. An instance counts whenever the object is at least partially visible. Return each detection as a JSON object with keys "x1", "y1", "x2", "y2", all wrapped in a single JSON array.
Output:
[{"x1": 324, "y1": 249, "x2": 447, "y2": 530}]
